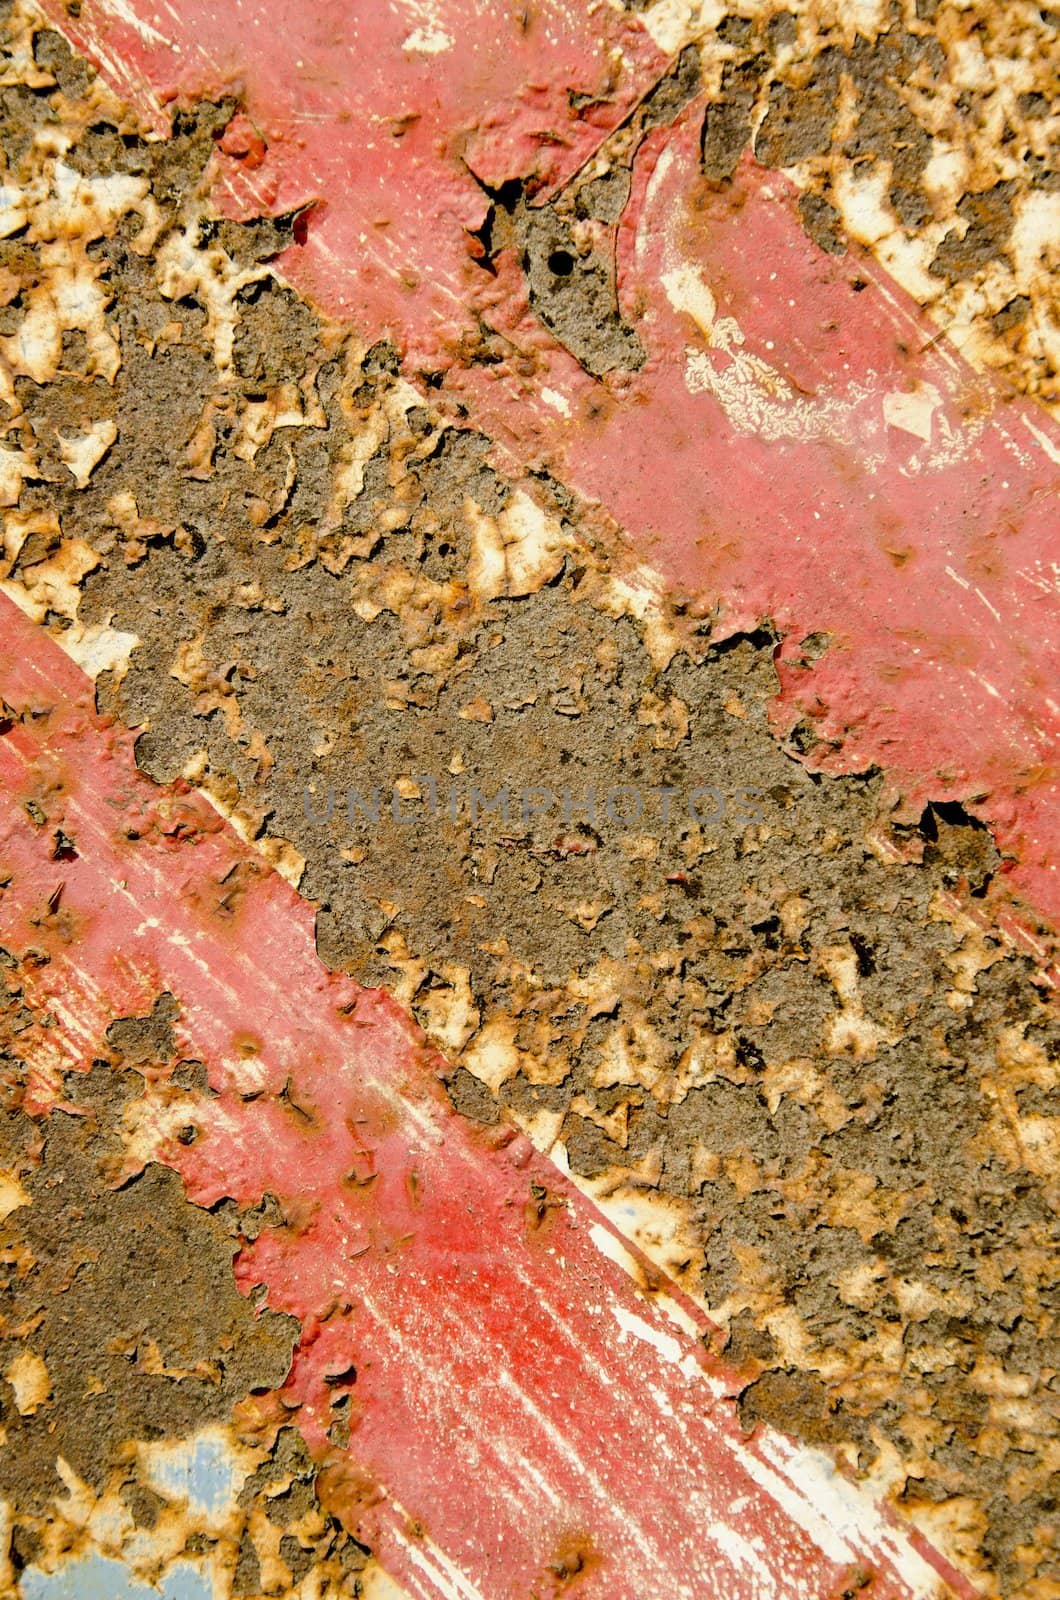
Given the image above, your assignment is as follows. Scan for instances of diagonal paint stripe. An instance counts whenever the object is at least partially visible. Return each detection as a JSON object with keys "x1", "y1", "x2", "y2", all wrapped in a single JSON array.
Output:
[{"x1": 0, "y1": 594, "x2": 976, "y2": 1598}]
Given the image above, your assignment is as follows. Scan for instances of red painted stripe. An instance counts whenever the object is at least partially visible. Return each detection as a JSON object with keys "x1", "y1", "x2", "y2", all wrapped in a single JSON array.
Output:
[
  {"x1": 42, "y1": 0, "x2": 665, "y2": 364},
  {"x1": 0, "y1": 595, "x2": 976, "y2": 1599},
  {"x1": 41, "y1": 0, "x2": 1060, "y2": 953}
]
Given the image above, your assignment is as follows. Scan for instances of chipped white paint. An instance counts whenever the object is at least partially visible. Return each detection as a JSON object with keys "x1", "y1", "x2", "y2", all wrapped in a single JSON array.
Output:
[
  {"x1": 5, "y1": 1349, "x2": 51, "y2": 1415},
  {"x1": 58, "y1": 418, "x2": 118, "y2": 487},
  {"x1": 664, "y1": 259, "x2": 985, "y2": 476},
  {"x1": 60, "y1": 620, "x2": 141, "y2": 679},
  {"x1": 155, "y1": 219, "x2": 271, "y2": 374},
  {"x1": 360, "y1": 1564, "x2": 419, "y2": 1600},
  {"x1": 753, "y1": 1433, "x2": 946, "y2": 1598},
  {"x1": 464, "y1": 489, "x2": 570, "y2": 599},
  {"x1": 612, "y1": 1305, "x2": 685, "y2": 1366},
  {"x1": 882, "y1": 382, "x2": 942, "y2": 443},
  {"x1": 708, "y1": 1522, "x2": 774, "y2": 1596},
  {"x1": 635, "y1": 0, "x2": 724, "y2": 56},
  {"x1": 0, "y1": 1168, "x2": 30, "y2": 1222},
  {"x1": 0, "y1": 540, "x2": 99, "y2": 622},
  {"x1": 389, "y1": 1513, "x2": 489, "y2": 1600},
  {"x1": 97, "y1": 0, "x2": 171, "y2": 48},
  {"x1": 1023, "y1": 414, "x2": 1060, "y2": 466},
  {"x1": 661, "y1": 262, "x2": 717, "y2": 337},
  {"x1": 399, "y1": 0, "x2": 455, "y2": 54},
  {"x1": 402, "y1": 24, "x2": 453, "y2": 53}
]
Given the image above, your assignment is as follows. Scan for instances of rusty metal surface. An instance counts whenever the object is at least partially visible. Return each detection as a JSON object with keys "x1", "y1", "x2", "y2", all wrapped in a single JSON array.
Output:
[
  {"x1": 0, "y1": 592, "x2": 984, "y2": 1599},
  {"x1": 0, "y1": 2, "x2": 1056, "y2": 1598},
  {"x1": 38, "y1": 0, "x2": 1060, "y2": 943}
]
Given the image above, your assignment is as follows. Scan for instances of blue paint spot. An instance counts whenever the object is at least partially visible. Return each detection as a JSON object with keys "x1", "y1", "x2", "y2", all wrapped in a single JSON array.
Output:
[
  {"x1": 21, "y1": 1554, "x2": 211, "y2": 1600},
  {"x1": 147, "y1": 1431, "x2": 238, "y2": 1519}
]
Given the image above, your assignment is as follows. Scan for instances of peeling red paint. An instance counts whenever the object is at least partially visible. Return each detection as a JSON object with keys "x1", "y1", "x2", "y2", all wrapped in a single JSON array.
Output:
[
  {"x1": 43, "y1": 0, "x2": 664, "y2": 367},
  {"x1": 0, "y1": 593, "x2": 983, "y2": 1599},
  {"x1": 553, "y1": 124, "x2": 1060, "y2": 943},
  {"x1": 39, "y1": 0, "x2": 1060, "y2": 953}
]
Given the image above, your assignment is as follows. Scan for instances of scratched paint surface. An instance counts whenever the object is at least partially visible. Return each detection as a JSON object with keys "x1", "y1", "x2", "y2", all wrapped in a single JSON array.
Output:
[
  {"x1": 0, "y1": 594, "x2": 978, "y2": 1600},
  {"x1": 37, "y1": 0, "x2": 1060, "y2": 942}
]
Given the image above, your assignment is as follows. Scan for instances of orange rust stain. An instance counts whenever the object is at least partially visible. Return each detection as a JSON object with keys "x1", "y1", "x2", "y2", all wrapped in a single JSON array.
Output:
[
  {"x1": 523, "y1": 1180, "x2": 566, "y2": 1238},
  {"x1": 314, "y1": 1456, "x2": 386, "y2": 1529},
  {"x1": 538, "y1": 1530, "x2": 604, "y2": 1596}
]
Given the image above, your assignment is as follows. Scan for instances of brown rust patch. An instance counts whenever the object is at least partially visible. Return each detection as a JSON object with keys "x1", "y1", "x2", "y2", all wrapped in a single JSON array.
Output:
[
  {"x1": 0, "y1": 978, "x2": 373, "y2": 1592},
  {"x1": 0, "y1": 993, "x2": 295, "y2": 1508}
]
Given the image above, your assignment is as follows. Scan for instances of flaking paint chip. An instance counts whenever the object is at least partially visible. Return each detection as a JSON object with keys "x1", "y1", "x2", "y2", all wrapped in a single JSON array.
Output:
[
  {"x1": 459, "y1": 696, "x2": 494, "y2": 723},
  {"x1": 5, "y1": 1349, "x2": 51, "y2": 1415},
  {"x1": 0, "y1": 1168, "x2": 30, "y2": 1222},
  {"x1": 58, "y1": 419, "x2": 118, "y2": 488}
]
